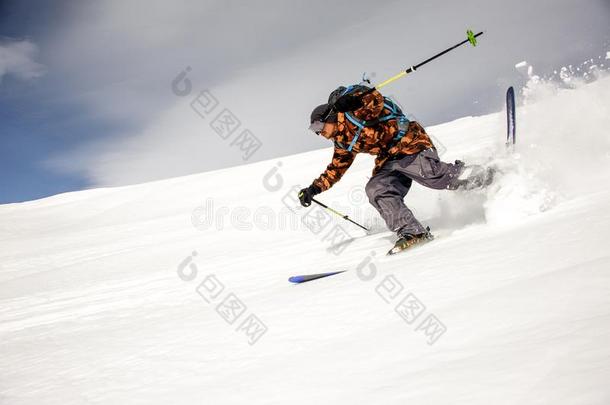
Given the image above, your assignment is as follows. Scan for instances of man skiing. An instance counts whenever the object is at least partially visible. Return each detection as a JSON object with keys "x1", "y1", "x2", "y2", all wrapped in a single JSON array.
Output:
[{"x1": 298, "y1": 85, "x2": 492, "y2": 255}]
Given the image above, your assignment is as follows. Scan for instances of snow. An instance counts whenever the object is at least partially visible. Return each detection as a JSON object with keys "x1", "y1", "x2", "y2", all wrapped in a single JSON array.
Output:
[
  {"x1": 1, "y1": 75, "x2": 610, "y2": 404},
  {"x1": 515, "y1": 60, "x2": 527, "y2": 69}
]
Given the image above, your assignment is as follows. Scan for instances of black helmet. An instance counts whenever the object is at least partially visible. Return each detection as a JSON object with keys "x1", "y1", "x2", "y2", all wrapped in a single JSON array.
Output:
[
  {"x1": 309, "y1": 104, "x2": 334, "y2": 134},
  {"x1": 310, "y1": 103, "x2": 330, "y2": 124}
]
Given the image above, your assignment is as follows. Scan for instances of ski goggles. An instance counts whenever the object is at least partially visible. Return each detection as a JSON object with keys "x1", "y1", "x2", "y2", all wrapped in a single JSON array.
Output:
[{"x1": 308, "y1": 120, "x2": 325, "y2": 135}]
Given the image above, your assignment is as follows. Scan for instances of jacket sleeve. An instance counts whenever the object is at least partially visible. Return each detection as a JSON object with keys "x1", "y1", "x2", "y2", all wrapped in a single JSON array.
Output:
[{"x1": 312, "y1": 144, "x2": 356, "y2": 192}]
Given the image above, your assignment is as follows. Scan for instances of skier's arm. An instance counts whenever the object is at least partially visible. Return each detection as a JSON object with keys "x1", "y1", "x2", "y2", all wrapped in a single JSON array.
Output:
[{"x1": 312, "y1": 145, "x2": 356, "y2": 192}]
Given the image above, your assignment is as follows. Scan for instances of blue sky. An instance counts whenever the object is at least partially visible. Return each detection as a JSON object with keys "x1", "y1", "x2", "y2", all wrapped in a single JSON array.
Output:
[
  {"x1": 0, "y1": 1, "x2": 108, "y2": 203},
  {"x1": 1, "y1": 0, "x2": 609, "y2": 204}
]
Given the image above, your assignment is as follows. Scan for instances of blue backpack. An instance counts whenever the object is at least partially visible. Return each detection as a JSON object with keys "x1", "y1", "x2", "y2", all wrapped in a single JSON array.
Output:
[{"x1": 329, "y1": 85, "x2": 410, "y2": 152}]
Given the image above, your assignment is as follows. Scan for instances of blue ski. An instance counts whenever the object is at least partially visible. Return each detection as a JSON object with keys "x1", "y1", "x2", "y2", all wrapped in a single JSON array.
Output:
[
  {"x1": 288, "y1": 271, "x2": 347, "y2": 284},
  {"x1": 506, "y1": 86, "x2": 516, "y2": 146}
]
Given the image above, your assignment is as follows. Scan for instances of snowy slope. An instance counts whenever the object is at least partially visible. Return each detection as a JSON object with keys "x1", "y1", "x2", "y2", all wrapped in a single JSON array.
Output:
[{"x1": 1, "y1": 75, "x2": 610, "y2": 405}]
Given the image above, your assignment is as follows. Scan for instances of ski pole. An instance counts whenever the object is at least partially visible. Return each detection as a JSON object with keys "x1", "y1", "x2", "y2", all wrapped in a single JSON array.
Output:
[
  {"x1": 311, "y1": 198, "x2": 370, "y2": 232},
  {"x1": 366, "y1": 30, "x2": 484, "y2": 93}
]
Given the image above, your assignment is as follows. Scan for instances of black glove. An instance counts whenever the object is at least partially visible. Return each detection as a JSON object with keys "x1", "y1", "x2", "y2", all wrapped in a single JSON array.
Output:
[
  {"x1": 333, "y1": 94, "x2": 364, "y2": 112},
  {"x1": 298, "y1": 184, "x2": 321, "y2": 207}
]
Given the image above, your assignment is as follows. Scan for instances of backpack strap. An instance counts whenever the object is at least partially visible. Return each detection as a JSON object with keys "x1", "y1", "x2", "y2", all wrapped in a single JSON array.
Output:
[
  {"x1": 381, "y1": 98, "x2": 410, "y2": 143},
  {"x1": 340, "y1": 85, "x2": 355, "y2": 97},
  {"x1": 344, "y1": 112, "x2": 367, "y2": 152},
  {"x1": 338, "y1": 94, "x2": 411, "y2": 151}
]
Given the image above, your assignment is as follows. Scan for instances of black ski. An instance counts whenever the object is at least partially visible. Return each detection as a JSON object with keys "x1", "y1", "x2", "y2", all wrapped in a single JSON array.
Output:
[{"x1": 506, "y1": 86, "x2": 516, "y2": 146}]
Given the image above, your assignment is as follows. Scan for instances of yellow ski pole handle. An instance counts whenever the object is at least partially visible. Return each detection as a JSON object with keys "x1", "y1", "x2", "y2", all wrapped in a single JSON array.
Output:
[{"x1": 374, "y1": 70, "x2": 410, "y2": 90}]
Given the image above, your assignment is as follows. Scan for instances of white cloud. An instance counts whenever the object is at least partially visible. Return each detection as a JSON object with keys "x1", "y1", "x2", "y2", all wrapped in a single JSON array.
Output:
[
  {"x1": 0, "y1": 38, "x2": 45, "y2": 84},
  {"x1": 40, "y1": 0, "x2": 610, "y2": 188}
]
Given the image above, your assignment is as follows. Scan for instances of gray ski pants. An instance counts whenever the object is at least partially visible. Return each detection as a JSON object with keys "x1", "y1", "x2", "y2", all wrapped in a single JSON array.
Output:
[{"x1": 365, "y1": 148, "x2": 463, "y2": 236}]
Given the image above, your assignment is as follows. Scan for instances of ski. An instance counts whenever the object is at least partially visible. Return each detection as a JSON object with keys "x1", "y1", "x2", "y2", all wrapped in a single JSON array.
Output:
[
  {"x1": 288, "y1": 271, "x2": 347, "y2": 284},
  {"x1": 506, "y1": 86, "x2": 516, "y2": 146}
]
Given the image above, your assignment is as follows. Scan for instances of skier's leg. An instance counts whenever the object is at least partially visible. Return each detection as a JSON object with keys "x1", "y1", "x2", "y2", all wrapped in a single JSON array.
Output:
[
  {"x1": 392, "y1": 148, "x2": 465, "y2": 190},
  {"x1": 393, "y1": 148, "x2": 494, "y2": 190},
  {"x1": 365, "y1": 169, "x2": 428, "y2": 235}
]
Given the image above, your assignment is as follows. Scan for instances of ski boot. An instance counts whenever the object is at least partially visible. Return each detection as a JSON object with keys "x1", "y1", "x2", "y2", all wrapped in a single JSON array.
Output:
[{"x1": 387, "y1": 227, "x2": 434, "y2": 255}]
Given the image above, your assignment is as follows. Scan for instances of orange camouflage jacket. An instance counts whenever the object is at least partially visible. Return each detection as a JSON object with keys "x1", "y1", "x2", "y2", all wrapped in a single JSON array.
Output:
[{"x1": 313, "y1": 89, "x2": 435, "y2": 191}]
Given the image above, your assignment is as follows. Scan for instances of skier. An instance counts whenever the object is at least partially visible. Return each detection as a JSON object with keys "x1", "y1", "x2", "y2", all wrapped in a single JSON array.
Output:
[{"x1": 298, "y1": 85, "x2": 493, "y2": 254}]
